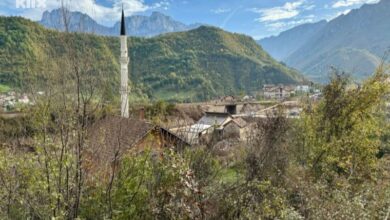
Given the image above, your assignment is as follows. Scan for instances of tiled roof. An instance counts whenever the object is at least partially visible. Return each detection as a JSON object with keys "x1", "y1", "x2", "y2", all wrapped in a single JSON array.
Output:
[
  {"x1": 88, "y1": 116, "x2": 154, "y2": 151},
  {"x1": 231, "y1": 117, "x2": 248, "y2": 128},
  {"x1": 85, "y1": 116, "x2": 191, "y2": 177},
  {"x1": 85, "y1": 116, "x2": 155, "y2": 177}
]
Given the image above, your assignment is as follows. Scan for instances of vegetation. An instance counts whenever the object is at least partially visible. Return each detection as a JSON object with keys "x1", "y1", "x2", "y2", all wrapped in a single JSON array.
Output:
[
  {"x1": 1, "y1": 11, "x2": 390, "y2": 220},
  {"x1": 0, "y1": 64, "x2": 389, "y2": 219},
  {"x1": 300, "y1": 71, "x2": 389, "y2": 183},
  {"x1": 0, "y1": 84, "x2": 10, "y2": 93},
  {"x1": 0, "y1": 17, "x2": 303, "y2": 102}
]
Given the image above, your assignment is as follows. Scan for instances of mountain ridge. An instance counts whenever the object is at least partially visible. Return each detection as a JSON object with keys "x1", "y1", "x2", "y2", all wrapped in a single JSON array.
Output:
[
  {"x1": 258, "y1": 0, "x2": 390, "y2": 82},
  {"x1": 259, "y1": 20, "x2": 327, "y2": 61},
  {"x1": 39, "y1": 9, "x2": 201, "y2": 37}
]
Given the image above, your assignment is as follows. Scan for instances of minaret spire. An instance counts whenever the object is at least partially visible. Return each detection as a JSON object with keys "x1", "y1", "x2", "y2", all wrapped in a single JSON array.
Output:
[
  {"x1": 120, "y1": 7, "x2": 129, "y2": 118},
  {"x1": 120, "y1": 6, "x2": 126, "y2": 36}
]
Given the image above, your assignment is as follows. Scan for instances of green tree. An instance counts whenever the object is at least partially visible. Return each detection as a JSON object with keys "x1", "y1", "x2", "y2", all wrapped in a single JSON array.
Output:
[{"x1": 301, "y1": 68, "x2": 389, "y2": 184}]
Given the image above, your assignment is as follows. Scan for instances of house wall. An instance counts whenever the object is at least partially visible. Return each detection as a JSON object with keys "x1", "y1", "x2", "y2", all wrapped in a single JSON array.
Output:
[
  {"x1": 264, "y1": 90, "x2": 293, "y2": 99},
  {"x1": 240, "y1": 126, "x2": 252, "y2": 141},
  {"x1": 223, "y1": 123, "x2": 240, "y2": 139}
]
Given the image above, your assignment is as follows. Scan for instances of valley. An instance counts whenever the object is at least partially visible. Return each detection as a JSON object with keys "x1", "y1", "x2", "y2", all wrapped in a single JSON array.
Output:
[{"x1": 1, "y1": 1, "x2": 390, "y2": 219}]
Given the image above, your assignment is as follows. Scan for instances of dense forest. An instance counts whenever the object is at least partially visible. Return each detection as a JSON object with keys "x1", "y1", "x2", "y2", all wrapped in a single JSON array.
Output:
[{"x1": 0, "y1": 17, "x2": 303, "y2": 102}]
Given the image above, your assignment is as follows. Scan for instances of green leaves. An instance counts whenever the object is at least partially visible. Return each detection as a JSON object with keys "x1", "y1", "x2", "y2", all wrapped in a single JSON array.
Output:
[
  {"x1": 301, "y1": 69, "x2": 389, "y2": 183},
  {"x1": 0, "y1": 16, "x2": 303, "y2": 102}
]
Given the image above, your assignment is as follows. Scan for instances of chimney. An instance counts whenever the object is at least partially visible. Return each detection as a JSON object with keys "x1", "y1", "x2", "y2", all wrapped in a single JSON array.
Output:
[
  {"x1": 139, "y1": 107, "x2": 145, "y2": 120},
  {"x1": 225, "y1": 104, "x2": 237, "y2": 115}
]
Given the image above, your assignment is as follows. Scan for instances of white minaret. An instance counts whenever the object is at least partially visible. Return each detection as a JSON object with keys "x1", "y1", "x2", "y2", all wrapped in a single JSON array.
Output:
[{"x1": 120, "y1": 8, "x2": 129, "y2": 118}]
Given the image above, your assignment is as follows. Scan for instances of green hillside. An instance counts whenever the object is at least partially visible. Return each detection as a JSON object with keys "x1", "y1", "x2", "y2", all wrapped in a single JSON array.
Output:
[
  {"x1": 301, "y1": 48, "x2": 382, "y2": 82},
  {"x1": 0, "y1": 16, "x2": 304, "y2": 102}
]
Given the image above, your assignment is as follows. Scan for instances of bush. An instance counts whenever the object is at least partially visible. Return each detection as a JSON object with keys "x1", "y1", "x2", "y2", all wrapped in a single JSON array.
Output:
[{"x1": 299, "y1": 71, "x2": 389, "y2": 184}]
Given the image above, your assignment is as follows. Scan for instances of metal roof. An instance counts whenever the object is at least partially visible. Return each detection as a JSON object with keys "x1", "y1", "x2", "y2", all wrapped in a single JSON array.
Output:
[{"x1": 198, "y1": 112, "x2": 231, "y2": 126}]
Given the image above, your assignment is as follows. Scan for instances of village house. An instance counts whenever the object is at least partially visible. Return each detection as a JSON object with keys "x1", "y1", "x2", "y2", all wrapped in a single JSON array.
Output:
[
  {"x1": 0, "y1": 93, "x2": 16, "y2": 111},
  {"x1": 222, "y1": 117, "x2": 250, "y2": 140},
  {"x1": 0, "y1": 92, "x2": 31, "y2": 112},
  {"x1": 85, "y1": 116, "x2": 190, "y2": 179},
  {"x1": 18, "y1": 95, "x2": 30, "y2": 104},
  {"x1": 263, "y1": 84, "x2": 295, "y2": 100},
  {"x1": 88, "y1": 116, "x2": 189, "y2": 152},
  {"x1": 242, "y1": 95, "x2": 255, "y2": 101},
  {"x1": 295, "y1": 85, "x2": 310, "y2": 93},
  {"x1": 171, "y1": 111, "x2": 253, "y2": 145},
  {"x1": 219, "y1": 95, "x2": 236, "y2": 103},
  {"x1": 171, "y1": 112, "x2": 233, "y2": 145}
]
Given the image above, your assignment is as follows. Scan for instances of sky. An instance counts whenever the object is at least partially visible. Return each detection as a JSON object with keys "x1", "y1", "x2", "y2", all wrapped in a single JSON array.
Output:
[{"x1": 0, "y1": 0, "x2": 381, "y2": 39}]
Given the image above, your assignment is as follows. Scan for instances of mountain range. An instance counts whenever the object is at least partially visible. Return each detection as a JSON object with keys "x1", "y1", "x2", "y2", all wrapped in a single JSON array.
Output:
[
  {"x1": 40, "y1": 9, "x2": 200, "y2": 37},
  {"x1": 0, "y1": 17, "x2": 303, "y2": 102},
  {"x1": 259, "y1": 0, "x2": 390, "y2": 82}
]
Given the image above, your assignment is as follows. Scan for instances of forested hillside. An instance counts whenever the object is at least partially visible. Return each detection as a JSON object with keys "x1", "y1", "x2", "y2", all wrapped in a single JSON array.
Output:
[{"x1": 0, "y1": 17, "x2": 303, "y2": 102}]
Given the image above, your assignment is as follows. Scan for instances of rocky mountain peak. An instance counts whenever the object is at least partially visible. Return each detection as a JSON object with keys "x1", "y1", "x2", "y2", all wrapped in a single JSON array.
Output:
[{"x1": 39, "y1": 9, "x2": 200, "y2": 37}]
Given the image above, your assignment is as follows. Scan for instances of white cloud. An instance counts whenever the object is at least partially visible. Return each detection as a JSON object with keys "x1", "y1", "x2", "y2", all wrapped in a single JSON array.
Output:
[
  {"x1": 340, "y1": 9, "x2": 352, "y2": 15},
  {"x1": 326, "y1": 8, "x2": 352, "y2": 21},
  {"x1": 266, "y1": 16, "x2": 315, "y2": 31},
  {"x1": 4, "y1": 0, "x2": 169, "y2": 24},
  {"x1": 252, "y1": 0, "x2": 314, "y2": 22},
  {"x1": 151, "y1": 0, "x2": 170, "y2": 11},
  {"x1": 211, "y1": 8, "x2": 231, "y2": 14},
  {"x1": 332, "y1": 0, "x2": 380, "y2": 8}
]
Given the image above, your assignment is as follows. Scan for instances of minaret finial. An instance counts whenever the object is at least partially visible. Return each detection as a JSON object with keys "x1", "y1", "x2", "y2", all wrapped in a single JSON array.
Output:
[{"x1": 120, "y1": 5, "x2": 126, "y2": 36}]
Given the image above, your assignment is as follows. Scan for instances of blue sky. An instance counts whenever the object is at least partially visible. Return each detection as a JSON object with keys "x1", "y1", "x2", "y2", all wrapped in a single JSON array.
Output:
[{"x1": 0, "y1": 0, "x2": 381, "y2": 39}]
